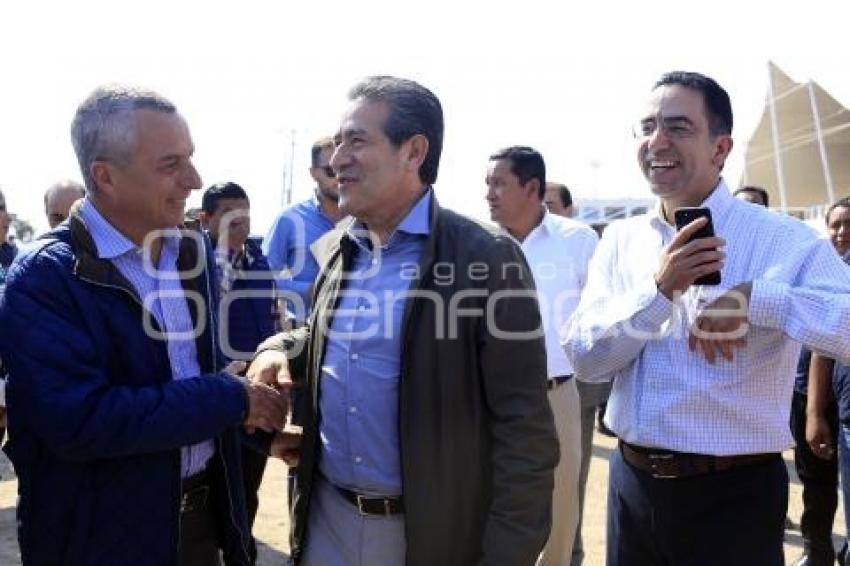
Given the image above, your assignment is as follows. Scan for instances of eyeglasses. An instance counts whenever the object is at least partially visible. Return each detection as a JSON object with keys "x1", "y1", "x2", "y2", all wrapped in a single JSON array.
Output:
[
  {"x1": 317, "y1": 165, "x2": 335, "y2": 178},
  {"x1": 633, "y1": 117, "x2": 697, "y2": 140}
]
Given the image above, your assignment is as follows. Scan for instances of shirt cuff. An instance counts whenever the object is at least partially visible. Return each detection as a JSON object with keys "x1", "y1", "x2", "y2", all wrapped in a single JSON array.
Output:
[
  {"x1": 630, "y1": 279, "x2": 675, "y2": 331},
  {"x1": 748, "y1": 279, "x2": 788, "y2": 330}
]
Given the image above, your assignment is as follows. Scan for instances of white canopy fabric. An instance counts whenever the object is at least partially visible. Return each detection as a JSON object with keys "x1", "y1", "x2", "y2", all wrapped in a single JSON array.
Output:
[{"x1": 740, "y1": 62, "x2": 850, "y2": 212}]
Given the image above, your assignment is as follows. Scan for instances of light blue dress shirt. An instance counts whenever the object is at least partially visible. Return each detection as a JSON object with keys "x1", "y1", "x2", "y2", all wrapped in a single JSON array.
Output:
[
  {"x1": 318, "y1": 190, "x2": 431, "y2": 496},
  {"x1": 80, "y1": 199, "x2": 214, "y2": 477},
  {"x1": 263, "y1": 194, "x2": 337, "y2": 322}
]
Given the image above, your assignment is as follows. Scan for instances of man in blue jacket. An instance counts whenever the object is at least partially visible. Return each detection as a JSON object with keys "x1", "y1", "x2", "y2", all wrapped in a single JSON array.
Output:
[
  {"x1": 199, "y1": 181, "x2": 279, "y2": 563},
  {"x1": 0, "y1": 85, "x2": 290, "y2": 566}
]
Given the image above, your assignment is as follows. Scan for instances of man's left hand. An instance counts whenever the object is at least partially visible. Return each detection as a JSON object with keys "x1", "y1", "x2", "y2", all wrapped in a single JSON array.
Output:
[{"x1": 688, "y1": 282, "x2": 752, "y2": 364}]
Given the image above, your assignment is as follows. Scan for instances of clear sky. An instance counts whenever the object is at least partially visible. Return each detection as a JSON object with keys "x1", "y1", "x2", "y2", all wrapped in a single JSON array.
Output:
[{"x1": 1, "y1": 0, "x2": 848, "y2": 235}]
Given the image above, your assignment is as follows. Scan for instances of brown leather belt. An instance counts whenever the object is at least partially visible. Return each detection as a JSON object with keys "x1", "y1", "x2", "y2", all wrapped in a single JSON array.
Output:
[{"x1": 619, "y1": 441, "x2": 778, "y2": 479}]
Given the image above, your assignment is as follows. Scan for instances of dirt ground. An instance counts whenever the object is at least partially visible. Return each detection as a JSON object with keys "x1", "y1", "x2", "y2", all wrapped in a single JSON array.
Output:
[{"x1": 0, "y1": 431, "x2": 843, "y2": 565}]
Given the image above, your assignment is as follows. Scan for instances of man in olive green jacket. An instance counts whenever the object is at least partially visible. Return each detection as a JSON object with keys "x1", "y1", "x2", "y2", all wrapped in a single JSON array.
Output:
[{"x1": 253, "y1": 75, "x2": 559, "y2": 566}]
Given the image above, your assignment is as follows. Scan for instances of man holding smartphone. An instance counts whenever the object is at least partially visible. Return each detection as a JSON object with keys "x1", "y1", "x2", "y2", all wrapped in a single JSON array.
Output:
[{"x1": 564, "y1": 71, "x2": 850, "y2": 566}]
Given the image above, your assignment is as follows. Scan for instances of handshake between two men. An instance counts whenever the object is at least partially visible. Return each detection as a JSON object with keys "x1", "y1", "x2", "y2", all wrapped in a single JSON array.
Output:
[{"x1": 232, "y1": 350, "x2": 301, "y2": 465}]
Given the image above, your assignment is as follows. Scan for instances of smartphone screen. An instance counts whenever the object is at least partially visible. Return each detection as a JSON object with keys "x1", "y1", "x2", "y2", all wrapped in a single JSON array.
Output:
[{"x1": 673, "y1": 207, "x2": 721, "y2": 286}]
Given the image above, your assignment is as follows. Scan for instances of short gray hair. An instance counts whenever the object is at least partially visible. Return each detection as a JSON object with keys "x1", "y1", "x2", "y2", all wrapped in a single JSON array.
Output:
[{"x1": 70, "y1": 85, "x2": 176, "y2": 192}]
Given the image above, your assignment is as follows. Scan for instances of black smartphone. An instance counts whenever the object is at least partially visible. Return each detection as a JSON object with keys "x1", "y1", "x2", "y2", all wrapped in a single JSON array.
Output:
[{"x1": 673, "y1": 207, "x2": 721, "y2": 286}]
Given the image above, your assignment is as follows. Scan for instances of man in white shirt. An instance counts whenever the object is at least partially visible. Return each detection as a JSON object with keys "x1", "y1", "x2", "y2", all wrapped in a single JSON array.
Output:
[
  {"x1": 487, "y1": 146, "x2": 598, "y2": 566},
  {"x1": 564, "y1": 71, "x2": 850, "y2": 565}
]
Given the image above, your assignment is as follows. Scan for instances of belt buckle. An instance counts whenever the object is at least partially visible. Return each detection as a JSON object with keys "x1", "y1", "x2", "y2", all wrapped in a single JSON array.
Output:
[
  {"x1": 648, "y1": 453, "x2": 678, "y2": 479},
  {"x1": 355, "y1": 494, "x2": 370, "y2": 516}
]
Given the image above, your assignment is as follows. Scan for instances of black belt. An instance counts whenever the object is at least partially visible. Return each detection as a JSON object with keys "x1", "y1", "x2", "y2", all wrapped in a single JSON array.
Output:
[
  {"x1": 180, "y1": 469, "x2": 211, "y2": 514},
  {"x1": 334, "y1": 485, "x2": 404, "y2": 516},
  {"x1": 619, "y1": 441, "x2": 779, "y2": 479},
  {"x1": 548, "y1": 374, "x2": 573, "y2": 390}
]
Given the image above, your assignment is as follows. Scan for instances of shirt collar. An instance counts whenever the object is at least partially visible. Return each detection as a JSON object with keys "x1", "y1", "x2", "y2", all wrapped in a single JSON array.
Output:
[
  {"x1": 649, "y1": 177, "x2": 733, "y2": 231},
  {"x1": 346, "y1": 187, "x2": 432, "y2": 246},
  {"x1": 500, "y1": 205, "x2": 550, "y2": 244},
  {"x1": 395, "y1": 188, "x2": 432, "y2": 236},
  {"x1": 538, "y1": 207, "x2": 559, "y2": 236},
  {"x1": 79, "y1": 199, "x2": 181, "y2": 260}
]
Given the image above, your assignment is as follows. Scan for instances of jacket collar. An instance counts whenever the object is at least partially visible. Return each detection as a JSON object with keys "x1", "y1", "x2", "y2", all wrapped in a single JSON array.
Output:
[{"x1": 67, "y1": 199, "x2": 203, "y2": 298}]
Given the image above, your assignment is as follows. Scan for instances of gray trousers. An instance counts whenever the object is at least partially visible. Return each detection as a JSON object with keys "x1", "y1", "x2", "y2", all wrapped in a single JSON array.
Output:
[{"x1": 301, "y1": 476, "x2": 406, "y2": 566}]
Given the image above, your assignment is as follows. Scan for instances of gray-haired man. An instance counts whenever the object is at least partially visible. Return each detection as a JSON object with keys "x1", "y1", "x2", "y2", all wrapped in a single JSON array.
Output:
[{"x1": 0, "y1": 85, "x2": 291, "y2": 565}]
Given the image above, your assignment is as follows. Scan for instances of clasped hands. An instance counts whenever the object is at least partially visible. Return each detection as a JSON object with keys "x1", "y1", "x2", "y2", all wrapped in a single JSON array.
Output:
[
  {"x1": 227, "y1": 351, "x2": 301, "y2": 465},
  {"x1": 655, "y1": 217, "x2": 751, "y2": 364}
]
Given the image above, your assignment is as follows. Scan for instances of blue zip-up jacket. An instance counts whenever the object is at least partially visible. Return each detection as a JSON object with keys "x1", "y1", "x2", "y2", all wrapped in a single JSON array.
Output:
[{"x1": 0, "y1": 209, "x2": 255, "y2": 565}]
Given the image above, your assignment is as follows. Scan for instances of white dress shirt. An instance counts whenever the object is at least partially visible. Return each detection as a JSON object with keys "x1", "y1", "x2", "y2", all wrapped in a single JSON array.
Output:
[
  {"x1": 507, "y1": 209, "x2": 598, "y2": 379},
  {"x1": 564, "y1": 180, "x2": 850, "y2": 455}
]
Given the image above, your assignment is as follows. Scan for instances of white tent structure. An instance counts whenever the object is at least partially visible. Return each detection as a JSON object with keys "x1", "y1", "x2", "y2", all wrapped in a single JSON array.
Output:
[{"x1": 740, "y1": 62, "x2": 850, "y2": 218}]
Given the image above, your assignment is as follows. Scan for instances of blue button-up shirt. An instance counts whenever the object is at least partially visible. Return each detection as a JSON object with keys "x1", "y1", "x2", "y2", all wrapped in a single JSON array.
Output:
[
  {"x1": 263, "y1": 193, "x2": 337, "y2": 322},
  {"x1": 318, "y1": 190, "x2": 431, "y2": 496},
  {"x1": 80, "y1": 199, "x2": 214, "y2": 477}
]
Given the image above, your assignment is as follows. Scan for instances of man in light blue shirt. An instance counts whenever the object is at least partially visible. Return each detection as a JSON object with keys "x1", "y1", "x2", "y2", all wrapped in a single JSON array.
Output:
[
  {"x1": 250, "y1": 75, "x2": 559, "y2": 566},
  {"x1": 318, "y1": 190, "x2": 429, "y2": 497},
  {"x1": 263, "y1": 136, "x2": 344, "y2": 323}
]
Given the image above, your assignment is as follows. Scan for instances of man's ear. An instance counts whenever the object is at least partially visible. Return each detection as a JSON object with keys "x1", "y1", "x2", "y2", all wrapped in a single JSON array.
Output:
[
  {"x1": 90, "y1": 160, "x2": 117, "y2": 199},
  {"x1": 308, "y1": 166, "x2": 321, "y2": 184},
  {"x1": 403, "y1": 134, "x2": 429, "y2": 176},
  {"x1": 525, "y1": 178, "x2": 541, "y2": 200},
  {"x1": 712, "y1": 135, "x2": 734, "y2": 170}
]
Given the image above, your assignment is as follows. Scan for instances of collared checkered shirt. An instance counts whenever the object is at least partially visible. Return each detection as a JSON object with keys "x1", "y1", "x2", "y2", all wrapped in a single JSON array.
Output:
[{"x1": 564, "y1": 180, "x2": 850, "y2": 456}]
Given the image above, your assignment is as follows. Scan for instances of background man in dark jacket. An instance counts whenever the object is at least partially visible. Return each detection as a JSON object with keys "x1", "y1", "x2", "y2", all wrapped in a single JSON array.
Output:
[
  {"x1": 200, "y1": 181, "x2": 279, "y2": 563},
  {"x1": 0, "y1": 85, "x2": 289, "y2": 566},
  {"x1": 250, "y1": 75, "x2": 559, "y2": 566}
]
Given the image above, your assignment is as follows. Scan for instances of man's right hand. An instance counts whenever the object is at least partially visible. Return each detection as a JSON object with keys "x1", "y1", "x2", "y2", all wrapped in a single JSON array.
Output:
[
  {"x1": 246, "y1": 349, "x2": 293, "y2": 390},
  {"x1": 655, "y1": 217, "x2": 725, "y2": 299},
  {"x1": 806, "y1": 412, "x2": 835, "y2": 460},
  {"x1": 243, "y1": 383, "x2": 288, "y2": 433}
]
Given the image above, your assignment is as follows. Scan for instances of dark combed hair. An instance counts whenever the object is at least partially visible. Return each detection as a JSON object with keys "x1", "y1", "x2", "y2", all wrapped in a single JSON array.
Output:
[
  {"x1": 202, "y1": 182, "x2": 249, "y2": 214},
  {"x1": 654, "y1": 71, "x2": 733, "y2": 136},
  {"x1": 348, "y1": 75, "x2": 444, "y2": 185},
  {"x1": 489, "y1": 146, "x2": 546, "y2": 199},
  {"x1": 733, "y1": 185, "x2": 769, "y2": 207},
  {"x1": 311, "y1": 136, "x2": 335, "y2": 168},
  {"x1": 826, "y1": 196, "x2": 850, "y2": 224}
]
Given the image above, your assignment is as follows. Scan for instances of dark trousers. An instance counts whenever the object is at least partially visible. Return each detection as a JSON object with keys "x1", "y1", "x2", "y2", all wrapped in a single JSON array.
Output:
[
  {"x1": 607, "y1": 447, "x2": 787, "y2": 566},
  {"x1": 791, "y1": 390, "x2": 839, "y2": 562},
  {"x1": 178, "y1": 472, "x2": 222, "y2": 566}
]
